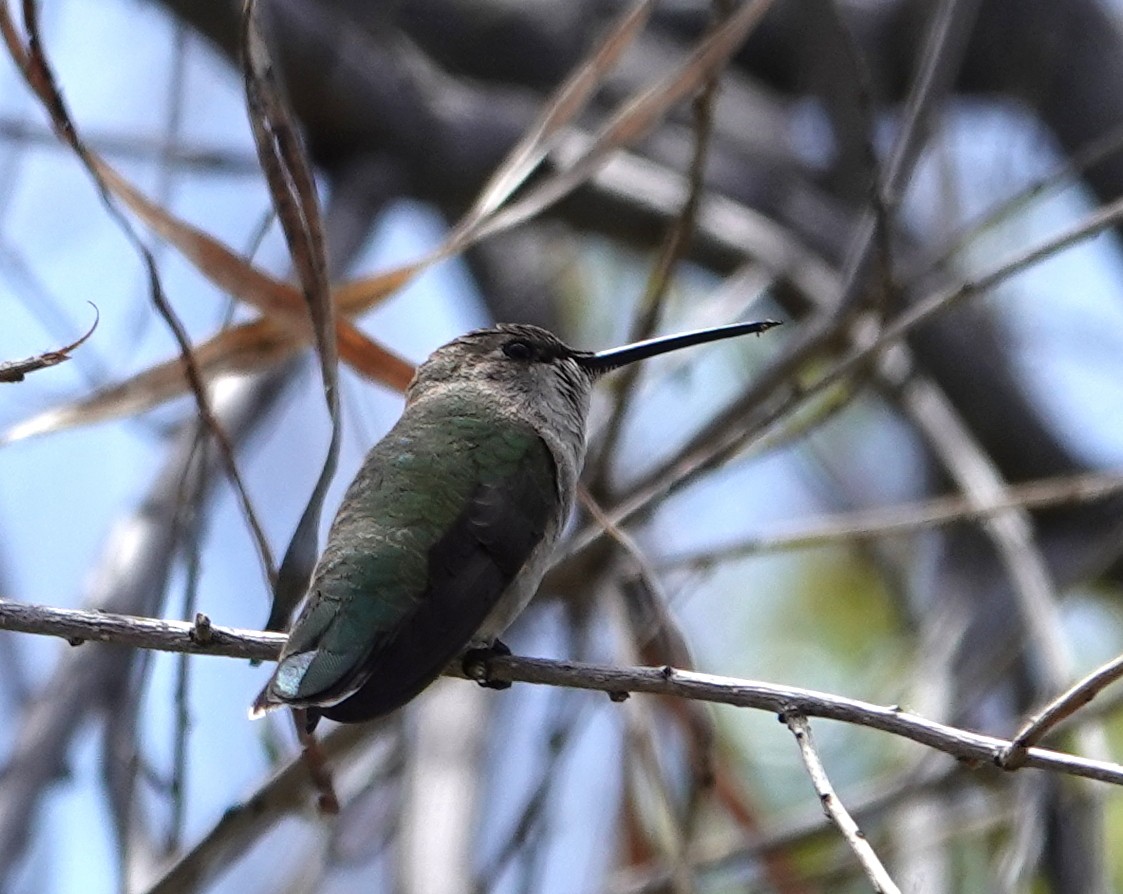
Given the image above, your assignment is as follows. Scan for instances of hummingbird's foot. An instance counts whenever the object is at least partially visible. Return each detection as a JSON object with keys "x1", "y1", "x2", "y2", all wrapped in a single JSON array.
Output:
[
  {"x1": 292, "y1": 709, "x2": 340, "y2": 815},
  {"x1": 462, "y1": 640, "x2": 513, "y2": 690}
]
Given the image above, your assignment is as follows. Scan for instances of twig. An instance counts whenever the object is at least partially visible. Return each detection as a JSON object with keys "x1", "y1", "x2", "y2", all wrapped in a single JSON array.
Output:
[
  {"x1": 658, "y1": 468, "x2": 1123, "y2": 566},
  {"x1": 168, "y1": 432, "x2": 208, "y2": 853},
  {"x1": 0, "y1": 303, "x2": 99, "y2": 382},
  {"x1": 621, "y1": 686, "x2": 697, "y2": 894},
  {"x1": 563, "y1": 184, "x2": 1123, "y2": 565},
  {"x1": 1001, "y1": 652, "x2": 1123, "y2": 769},
  {"x1": 588, "y1": 0, "x2": 730, "y2": 489},
  {"x1": 891, "y1": 373, "x2": 1071, "y2": 689},
  {"x1": 4, "y1": 600, "x2": 1123, "y2": 787},
  {"x1": 242, "y1": 0, "x2": 342, "y2": 631},
  {"x1": 0, "y1": 3, "x2": 278, "y2": 590},
  {"x1": 473, "y1": 625, "x2": 592, "y2": 893},
  {"x1": 914, "y1": 120, "x2": 1123, "y2": 279},
  {"x1": 578, "y1": 487, "x2": 666, "y2": 603},
  {"x1": 609, "y1": 758, "x2": 969, "y2": 894},
  {"x1": 835, "y1": 0, "x2": 981, "y2": 315},
  {"x1": 143, "y1": 723, "x2": 373, "y2": 894},
  {"x1": 997, "y1": 775, "x2": 1048, "y2": 892},
  {"x1": 611, "y1": 580, "x2": 705, "y2": 894},
  {"x1": 470, "y1": 0, "x2": 775, "y2": 243},
  {"x1": 293, "y1": 710, "x2": 340, "y2": 814},
  {"x1": 0, "y1": 600, "x2": 283, "y2": 661},
  {"x1": 0, "y1": 368, "x2": 292, "y2": 883},
  {"x1": 0, "y1": 116, "x2": 261, "y2": 173},
  {"x1": 878, "y1": 0, "x2": 980, "y2": 212},
  {"x1": 782, "y1": 712, "x2": 900, "y2": 894}
]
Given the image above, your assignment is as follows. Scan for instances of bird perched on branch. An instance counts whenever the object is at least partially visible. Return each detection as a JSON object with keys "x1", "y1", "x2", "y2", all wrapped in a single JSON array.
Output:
[{"x1": 252, "y1": 320, "x2": 779, "y2": 731}]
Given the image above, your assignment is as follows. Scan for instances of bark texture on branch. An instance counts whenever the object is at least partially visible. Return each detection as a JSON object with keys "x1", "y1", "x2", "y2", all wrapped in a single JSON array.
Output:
[{"x1": 3, "y1": 598, "x2": 1123, "y2": 789}]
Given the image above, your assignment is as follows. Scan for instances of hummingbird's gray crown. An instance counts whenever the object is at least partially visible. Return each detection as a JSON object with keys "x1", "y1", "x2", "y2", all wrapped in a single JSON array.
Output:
[
  {"x1": 448, "y1": 324, "x2": 581, "y2": 366},
  {"x1": 411, "y1": 324, "x2": 579, "y2": 376},
  {"x1": 407, "y1": 325, "x2": 591, "y2": 421}
]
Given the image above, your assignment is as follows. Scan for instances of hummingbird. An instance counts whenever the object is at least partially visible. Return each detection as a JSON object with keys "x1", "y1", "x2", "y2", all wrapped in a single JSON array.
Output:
[{"x1": 252, "y1": 319, "x2": 779, "y2": 730}]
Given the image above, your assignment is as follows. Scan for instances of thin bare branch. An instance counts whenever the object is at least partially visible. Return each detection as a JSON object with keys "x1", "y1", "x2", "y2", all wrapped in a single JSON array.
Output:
[
  {"x1": 0, "y1": 600, "x2": 283, "y2": 661},
  {"x1": 658, "y1": 468, "x2": 1123, "y2": 566},
  {"x1": 449, "y1": 0, "x2": 656, "y2": 238},
  {"x1": 836, "y1": 0, "x2": 982, "y2": 316},
  {"x1": 168, "y1": 437, "x2": 208, "y2": 853},
  {"x1": 143, "y1": 722, "x2": 374, "y2": 894},
  {"x1": 471, "y1": 0, "x2": 775, "y2": 242},
  {"x1": 783, "y1": 713, "x2": 900, "y2": 894},
  {"x1": 242, "y1": 0, "x2": 342, "y2": 630},
  {"x1": 0, "y1": 303, "x2": 98, "y2": 382},
  {"x1": 0, "y1": 114, "x2": 260, "y2": 173},
  {"x1": 891, "y1": 371, "x2": 1071, "y2": 688},
  {"x1": 0, "y1": 313, "x2": 414, "y2": 446},
  {"x1": 2, "y1": 1, "x2": 278, "y2": 589},
  {"x1": 4, "y1": 600, "x2": 1123, "y2": 788},
  {"x1": 915, "y1": 120, "x2": 1123, "y2": 279},
  {"x1": 587, "y1": 0, "x2": 729, "y2": 491},
  {"x1": 565, "y1": 185, "x2": 1123, "y2": 564},
  {"x1": 1001, "y1": 652, "x2": 1123, "y2": 769},
  {"x1": 0, "y1": 366, "x2": 291, "y2": 882},
  {"x1": 609, "y1": 758, "x2": 967, "y2": 894},
  {"x1": 885, "y1": 366, "x2": 1108, "y2": 888}
]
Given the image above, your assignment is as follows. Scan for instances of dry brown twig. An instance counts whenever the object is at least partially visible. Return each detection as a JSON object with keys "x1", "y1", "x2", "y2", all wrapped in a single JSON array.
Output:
[
  {"x1": 0, "y1": 303, "x2": 99, "y2": 382},
  {"x1": 240, "y1": 0, "x2": 344, "y2": 631},
  {"x1": 0, "y1": 2, "x2": 279, "y2": 586},
  {"x1": 563, "y1": 184, "x2": 1123, "y2": 567},
  {"x1": 1, "y1": 0, "x2": 775, "y2": 448}
]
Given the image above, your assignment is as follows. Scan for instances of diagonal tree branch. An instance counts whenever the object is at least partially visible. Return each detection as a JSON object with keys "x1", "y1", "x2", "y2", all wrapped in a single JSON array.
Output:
[{"x1": 783, "y1": 712, "x2": 901, "y2": 894}]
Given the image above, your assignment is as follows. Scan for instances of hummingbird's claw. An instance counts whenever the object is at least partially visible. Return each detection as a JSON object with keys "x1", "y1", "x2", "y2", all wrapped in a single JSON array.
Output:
[
  {"x1": 462, "y1": 641, "x2": 513, "y2": 690},
  {"x1": 299, "y1": 707, "x2": 323, "y2": 734}
]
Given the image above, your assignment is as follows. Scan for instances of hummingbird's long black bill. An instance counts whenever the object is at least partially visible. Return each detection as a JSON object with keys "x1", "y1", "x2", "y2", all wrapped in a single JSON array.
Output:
[{"x1": 576, "y1": 319, "x2": 781, "y2": 373}]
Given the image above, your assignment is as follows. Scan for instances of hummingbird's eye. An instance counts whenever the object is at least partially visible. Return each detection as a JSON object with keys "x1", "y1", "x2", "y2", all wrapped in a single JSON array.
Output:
[{"x1": 502, "y1": 340, "x2": 534, "y2": 361}]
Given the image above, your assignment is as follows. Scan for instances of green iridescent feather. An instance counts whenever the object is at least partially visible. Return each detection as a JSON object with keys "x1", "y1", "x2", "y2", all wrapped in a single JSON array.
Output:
[{"x1": 270, "y1": 393, "x2": 557, "y2": 707}]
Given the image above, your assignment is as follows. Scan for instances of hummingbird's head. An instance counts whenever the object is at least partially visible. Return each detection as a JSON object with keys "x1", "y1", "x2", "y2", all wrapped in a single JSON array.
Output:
[
  {"x1": 406, "y1": 318, "x2": 780, "y2": 445},
  {"x1": 408, "y1": 324, "x2": 597, "y2": 429}
]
